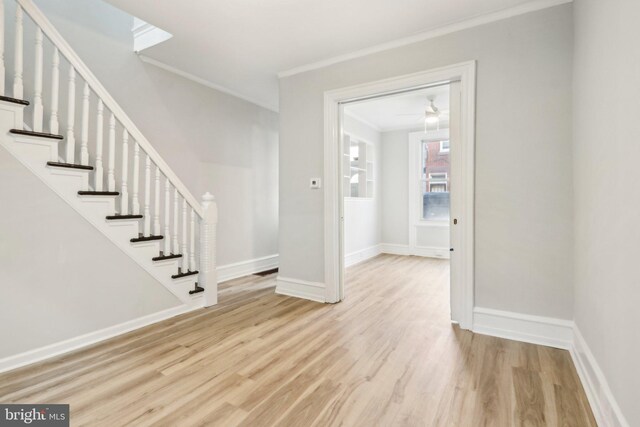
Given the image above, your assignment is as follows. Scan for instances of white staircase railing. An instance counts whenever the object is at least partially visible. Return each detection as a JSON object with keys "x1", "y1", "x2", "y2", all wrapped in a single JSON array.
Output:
[{"x1": 0, "y1": 0, "x2": 218, "y2": 305}]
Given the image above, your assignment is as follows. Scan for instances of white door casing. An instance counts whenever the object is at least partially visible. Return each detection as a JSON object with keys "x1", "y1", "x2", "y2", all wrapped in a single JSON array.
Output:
[{"x1": 323, "y1": 61, "x2": 476, "y2": 329}]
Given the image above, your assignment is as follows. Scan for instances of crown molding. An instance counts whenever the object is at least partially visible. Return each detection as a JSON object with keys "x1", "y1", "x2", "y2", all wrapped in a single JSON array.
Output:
[
  {"x1": 278, "y1": 0, "x2": 572, "y2": 78},
  {"x1": 139, "y1": 55, "x2": 279, "y2": 112}
]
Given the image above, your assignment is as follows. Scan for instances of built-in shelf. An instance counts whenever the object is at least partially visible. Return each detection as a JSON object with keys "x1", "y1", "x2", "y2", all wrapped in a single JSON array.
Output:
[{"x1": 343, "y1": 133, "x2": 374, "y2": 198}]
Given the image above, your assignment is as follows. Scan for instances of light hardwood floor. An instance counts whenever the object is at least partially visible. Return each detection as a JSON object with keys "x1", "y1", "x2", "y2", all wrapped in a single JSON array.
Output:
[{"x1": 0, "y1": 255, "x2": 595, "y2": 426}]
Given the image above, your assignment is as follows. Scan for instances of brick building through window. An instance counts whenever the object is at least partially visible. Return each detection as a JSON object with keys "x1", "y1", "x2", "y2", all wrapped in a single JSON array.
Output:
[{"x1": 421, "y1": 140, "x2": 450, "y2": 221}]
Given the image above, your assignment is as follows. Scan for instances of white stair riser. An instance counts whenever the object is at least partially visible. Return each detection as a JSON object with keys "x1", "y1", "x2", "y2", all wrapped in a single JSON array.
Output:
[
  {"x1": 77, "y1": 196, "x2": 116, "y2": 214},
  {"x1": 0, "y1": 104, "x2": 199, "y2": 304}
]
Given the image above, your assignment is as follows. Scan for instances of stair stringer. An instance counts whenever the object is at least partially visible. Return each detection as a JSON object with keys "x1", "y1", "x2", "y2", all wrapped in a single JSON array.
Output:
[{"x1": 0, "y1": 101, "x2": 202, "y2": 307}]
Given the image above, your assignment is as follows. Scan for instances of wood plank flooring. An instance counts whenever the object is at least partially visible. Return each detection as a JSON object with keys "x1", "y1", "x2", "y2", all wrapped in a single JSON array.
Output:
[{"x1": 0, "y1": 255, "x2": 596, "y2": 426}]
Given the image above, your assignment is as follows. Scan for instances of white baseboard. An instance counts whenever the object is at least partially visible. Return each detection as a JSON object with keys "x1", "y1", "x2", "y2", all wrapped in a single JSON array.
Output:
[
  {"x1": 570, "y1": 326, "x2": 630, "y2": 427},
  {"x1": 379, "y1": 243, "x2": 449, "y2": 259},
  {"x1": 413, "y1": 246, "x2": 450, "y2": 259},
  {"x1": 0, "y1": 303, "x2": 202, "y2": 374},
  {"x1": 473, "y1": 308, "x2": 630, "y2": 425},
  {"x1": 472, "y1": 307, "x2": 574, "y2": 350},
  {"x1": 379, "y1": 243, "x2": 411, "y2": 255},
  {"x1": 345, "y1": 245, "x2": 381, "y2": 267},
  {"x1": 216, "y1": 254, "x2": 278, "y2": 283},
  {"x1": 275, "y1": 276, "x2": 325, "y2": 303}
]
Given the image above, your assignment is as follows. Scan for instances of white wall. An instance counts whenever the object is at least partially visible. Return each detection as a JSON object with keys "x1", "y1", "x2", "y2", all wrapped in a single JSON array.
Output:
[
  {"x1": 380, "y1": 130, "x2": 410, "y2": 245},
  {"x1": 31, "y1": 0, "x2": 279, "y2": 267},
  {"x1": 380, "y1": 128, "x2": 450, "y2": 256},
  {"x1": 342, "y1": 114, "x2": 381, "y2": 261},
  {"x1": 279, "y1": 4, "x2": 574, "y2": 319},
  {"x1": 0, "y1": 147, "x2": 180, "y2": 359},
  {"x1": 573, "y1": 0, "x2": 640, "y2": 425}
]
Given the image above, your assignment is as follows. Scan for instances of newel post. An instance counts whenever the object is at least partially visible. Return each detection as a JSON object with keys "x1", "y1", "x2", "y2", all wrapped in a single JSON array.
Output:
[{"x1": 200, "y1": 192, "x2": 218, "y2": 307}]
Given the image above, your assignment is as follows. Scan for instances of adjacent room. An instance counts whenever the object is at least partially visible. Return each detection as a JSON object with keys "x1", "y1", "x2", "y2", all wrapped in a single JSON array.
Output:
[{"x1": 342, "y1": 84, "x2": 454, "y2": 310}]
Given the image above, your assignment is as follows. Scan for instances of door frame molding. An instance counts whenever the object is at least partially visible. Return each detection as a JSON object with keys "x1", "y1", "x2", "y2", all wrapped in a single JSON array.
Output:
[{"x1": 323, "y1": 61, "x2": 476, "y2": 329}]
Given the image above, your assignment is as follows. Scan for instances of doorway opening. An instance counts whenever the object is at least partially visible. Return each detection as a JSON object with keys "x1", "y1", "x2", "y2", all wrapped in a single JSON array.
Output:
[{"x1": 323, "y1": 62, "x2": 475, "y2": 329}]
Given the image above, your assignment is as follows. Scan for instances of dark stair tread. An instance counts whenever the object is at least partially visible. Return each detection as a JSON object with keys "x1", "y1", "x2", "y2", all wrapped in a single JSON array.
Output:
[
  {"x1": 152, "y1": 253, "x2": 183, "y2": 261},
  {"x1": 106, "y1": 214, "x2": 143, "y2": 220},
  {"x1": 78, "y1": 191, "x2": 120, "y2": 196},
  {"x1": 189, "y1": 284, "x2": 205, "y2": 295},
  {"x1": 47, "y1": 161, "x2": 93, "y2": 170},
  {"x1": 131, "y1": 235, "x2": 163, "y2": 243},
  {"x1": 0, "y1": 96, "x2": 30, "y2": 106},
  {"x1": 12, "y1": 129, "x2": 63, "y2": 139},
  {"x1": 172, "y1": 270, "x2": 199, "y2": 279}
]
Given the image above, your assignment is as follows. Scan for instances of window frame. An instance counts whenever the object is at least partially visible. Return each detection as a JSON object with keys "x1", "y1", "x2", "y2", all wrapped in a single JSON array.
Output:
[{"x1": 414, "y1": 132, "x2": 451, "y2": 224}]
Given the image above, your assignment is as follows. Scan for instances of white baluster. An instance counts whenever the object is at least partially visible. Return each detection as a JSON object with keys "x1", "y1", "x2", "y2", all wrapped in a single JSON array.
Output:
[
  {"x1": 144, "y1": 155, "x2": 151, "y2": 236},
  {"x1": 182, "y1": 198, "x2": 188, "y2": 271},
  {"x1": 120, "y1": 130, "x2": 129, "y2": 214},
  {"x1": 132, "y1": 143, "x2": 140, "y2": 215},
  {"x1": 173, "y1": 188, "x2": 179, "y2": 254},
  {"x1": 154, "y1": 166, "x2": 161, "y2": 236},
  {"x1": 13, "y1": 5, "x2": 23, "y2": 99},
  {"x1": 94, "y1": 100, "x2": 104, "y2": 191},
  {"x1": 164, "y1": 177, "x2": 171, "y2": 254},
  {"x1": 50, "y1": 48, "x2": 60, "y2": 134},
  {"x1": 80, "y1": 82, "x2": 90, "y2": 165},
  {"x1": 33, "y1": 28, "x2": 44, "y2": 131},
  {"x1": 0, "y1": 1, "x2": 5, "y2": 96},
  {"x1": 107, "y1": 113, "x2": 116, "y2": 192},
  {"x1": 200, "y1": 193, "x2": 218, "y2": 306},
  {"x1": 65, "y1": 67, "x2": 76, "y2": 164},
  {"x1": 190, "y1": 208, "x2": 196, "y2": 271}
]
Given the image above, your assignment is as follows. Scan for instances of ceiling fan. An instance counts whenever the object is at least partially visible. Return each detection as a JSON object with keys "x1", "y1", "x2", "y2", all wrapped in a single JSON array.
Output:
[{"x1": 396, "y1": 98, "x2": 449, "y2": 131}]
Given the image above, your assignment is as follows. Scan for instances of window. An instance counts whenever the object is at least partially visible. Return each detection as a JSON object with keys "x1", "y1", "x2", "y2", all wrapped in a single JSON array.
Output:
[
  {"x1": 421, "y1": 140, "x2": 450, "y2": 221},
  {"x1": 439, "y1": 140, "x2": 450, "y2": 153}
]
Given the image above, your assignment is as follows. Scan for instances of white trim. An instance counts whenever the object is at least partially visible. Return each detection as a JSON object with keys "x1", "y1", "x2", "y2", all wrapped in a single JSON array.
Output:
[
  {"x1": 379, "y1": 243, "x2": 411, "y2": 255},
  {"x1": 472, "y1": 309, "x2": 630, "y2": 426},
  {"x1": 472, "y1": 307, "x2": 574, "y2": 350},
  {"x1": 344, "y1": 245, "x2": 381, "y2": 267},
  {"x1": 216, "y1": 254, "x2": 279, "y2": 283},
  {"x1": 138, "y1": 55, "x2": 279, "y2": 113},
  {"x1": 570, "y1": 326, "x2": 630, "y2": 427},
  {"x1": 278, "y1": 0, "x2": 572, "y2": 78},
  {"x1": 132, "y1": 18, "x2": 173, "y2": 53},
  {"x1": 324, "y1": 61, "x2": 476, "y2": 328},
  {"x1": 378, "y1": 243, "x2": 450, "y2": 259},
  {"x1": 275, "y1": 276, "x2": 326, "y2": 303},
  {"x1": 17, "y1": 0, "x2": 204, "y2": 217},
  {"x1": 0, "y1": 304, "x2": 200, "y2": 374},
  {"x1": 413, "y1": 246, "x2": 450, "y2": 259}
]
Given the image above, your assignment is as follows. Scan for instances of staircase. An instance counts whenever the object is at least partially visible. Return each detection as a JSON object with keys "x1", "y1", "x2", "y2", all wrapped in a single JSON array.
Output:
[{"x1": 0, "y1": 0, "x2": 218, "y2": 307}]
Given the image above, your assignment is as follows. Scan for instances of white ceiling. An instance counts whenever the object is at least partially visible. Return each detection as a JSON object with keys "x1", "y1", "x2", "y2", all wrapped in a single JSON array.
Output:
[
  {"x1": 345, "y1": 85, "x2": 450, "y2": 132},
  {"x1": 105, "y1": 0, "x2": 553, "y2": 111}
]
